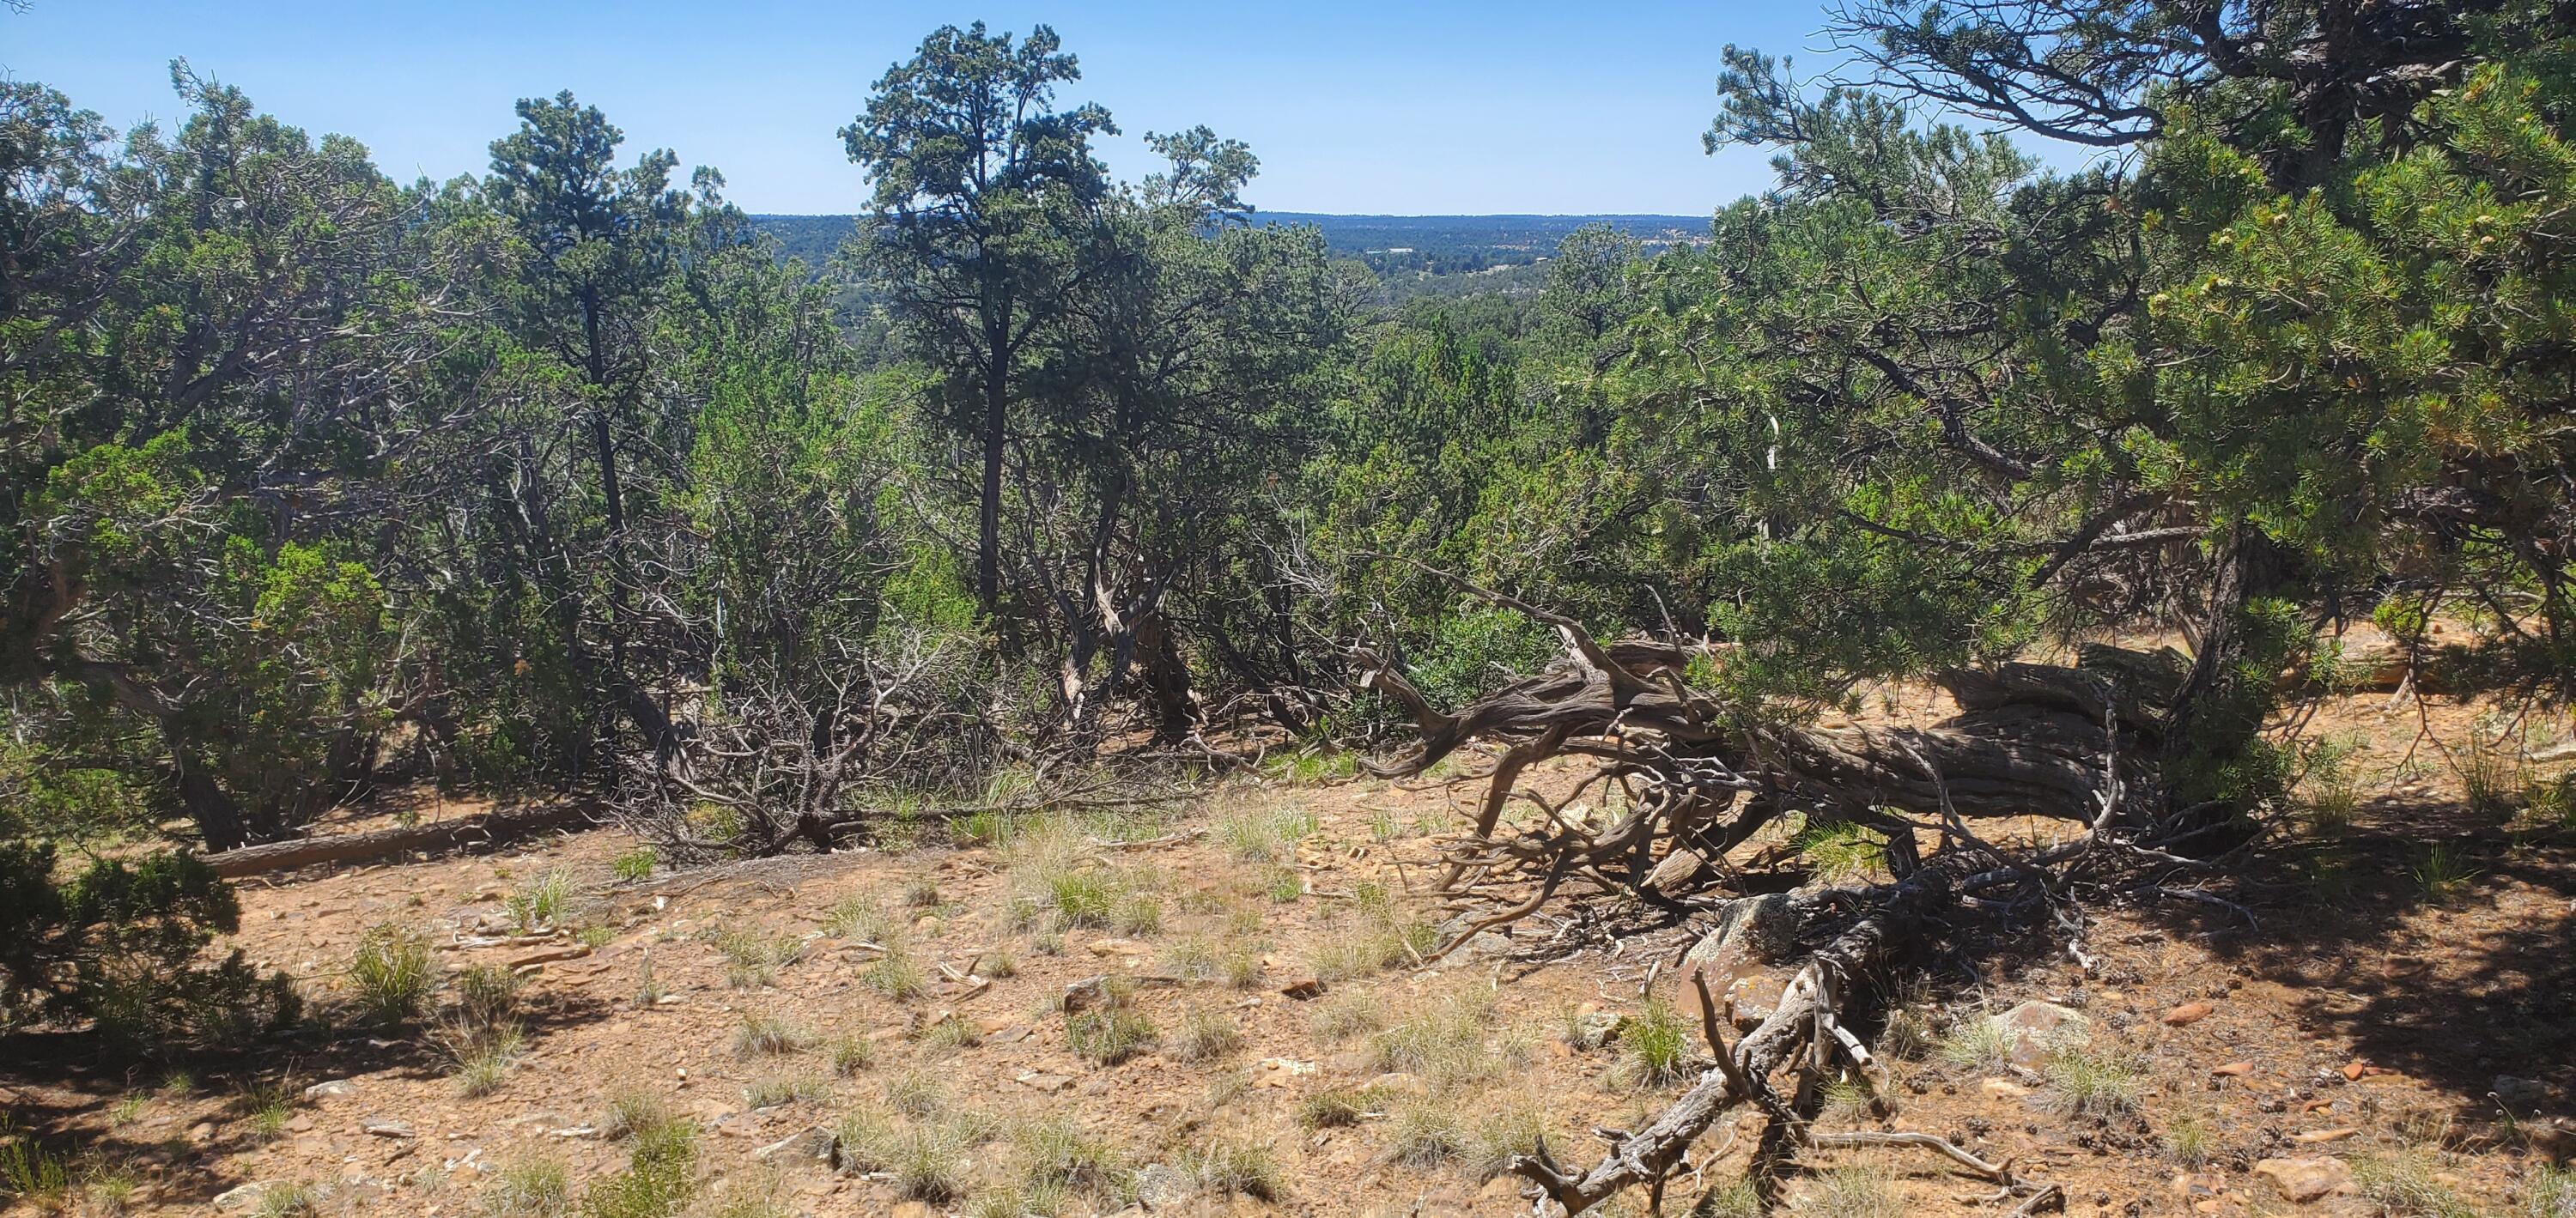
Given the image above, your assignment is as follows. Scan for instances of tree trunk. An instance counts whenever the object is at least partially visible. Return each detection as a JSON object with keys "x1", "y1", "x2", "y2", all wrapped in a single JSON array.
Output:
[
  {"x1": 1133, "y1": 608, "x2": 1196, "y2": 744},
  {"x1": 978, "y1": 362, "x2": 1007, "y2": 615}
]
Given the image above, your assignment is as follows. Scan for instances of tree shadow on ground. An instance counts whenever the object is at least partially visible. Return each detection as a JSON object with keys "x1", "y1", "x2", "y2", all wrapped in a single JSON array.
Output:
[
  {"x1": 0, "y1": 986, "x2": 620, "y2": 1208},
  {"x1": 2117, "y1": 799, "x2": 2575, "y2": 1123}
]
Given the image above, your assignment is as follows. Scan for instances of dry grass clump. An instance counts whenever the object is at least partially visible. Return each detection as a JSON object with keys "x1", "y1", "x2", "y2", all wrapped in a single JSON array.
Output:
[
  {"x1": 885, "y1": 1068, "x2": 948, "y2": 1119},
  {"x1": 1464, "y1": 1106, "x2": 1549, "y2": 1180},
  {"x1": 1297, "y1": 1086, "x2": 1379, "y2": 1130},
  {"x1": 598, "y1": 1088, "x2": 681, "y2": 1142},
  {"x1": 1312, "y1": 991, "x2": 1388, "y2": 1041},
  {"x1": 1618, "y1": 999, "x2": 1694, "y2": 1089},
  {"x1": 1790, "y1": 1163, "x2": 1899, "y2": 1218},
  {"x1": 1387, "y1": 1098, "x2": 1462, "y2": 1165},
  {"x1": 1170, "y1": 1007, "x2": 1242, "y2": 1062},
  {"x1": 1069, "y1": 1007, "x2": 1158, "y2": 1065},
  {"x1": 2354, "y1": 1149, "x2": 2482, "y2": 1217},
  {"x1": 823, "y1": 893, "x2": 898, "y2": 942},
  {"x1": 440, "y1": 1020, "x2": 526, "y2": 1099},
  {"x1": 1180, "y1": 1136, "x2": 1281, "y2": 1200},
  {"x1": 918, "y1": 1014, "x2": 982, "y2": 1055},
  {"x1": 1935, "y1": 1013, "x2": 2020, "y2": 1071},
  {"x1": 742, "y1": 1074, "x2": 828, "y2": 1110},
  {"x1": 732, "y1": 1011, "x2": 812, "y2": 1057},
  {"x1": 1011, "y1": 1114, "x2": 1125, "y2": 1196},
  {"x1": 711, "y1": 925, "x2": 808, "y2": 989},
  {"x1": 1370, "y1": 989, "x2": 1526, "y2": 1088},
  {"x1": 476, "y1": 1154, "x2": 570, "y2": 1217},
  {"x1": 861, "y1": 939, "x2": 929, "y2": 1001},
  {"x1": 2040, "y1": 1047, "x2": 2143, "y2": 1118},
  {"x1": 826, "y1": 1033, "x2": 876, "y2": 1077},
  {"x1": 1215, "y1": 800, "x2": 1317, "y2": 863},
  {"x1": 2525, "y1": 1165, "x2": 2576, "y2": 1218},
  {"x1": 2161, "y1": 1111, "x2": 2215, "y2": 1166}
]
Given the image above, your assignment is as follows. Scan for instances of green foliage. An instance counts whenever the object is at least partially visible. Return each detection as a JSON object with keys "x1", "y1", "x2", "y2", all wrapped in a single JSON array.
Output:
[
  {"x1": 349, "y1": 922, "x2": 437, "y2": 1025},
  {"x1": 0, "y1": 844, "x2": 297, "y2": 1051}
]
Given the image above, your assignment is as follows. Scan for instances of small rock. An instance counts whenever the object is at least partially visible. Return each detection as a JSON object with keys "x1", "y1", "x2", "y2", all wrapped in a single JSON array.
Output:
[
  {"x1": 302, "y1": 1079, "x2": 355, "y2": 1100},
  {"x1": 212, "y1": 1182, "x2": 271, "y2": 1210},
  {"x1": 187, "y1": 1122, "x2": 216, "y2": 1144},
  {"x1": 1133, "y1": 1163, "x2": 1192, "y2": 1209},
  {"x1": 285, "y1": 1114, "x2": 315, "y2": 1133},
  {"x1": 2343, "y1": 1061, "x2": 2367, "y2": 1081},
  {"x1": 1085, "y1": 937, "x2": 1146, "y2": 957},
  {"x1": 2170, "y1": 1172, "x2": 2227, "y2": 1198},
  {"x1": 2163, "y1": 1001, "x2": 2214, "y2": 1027},
  {"x1": 1996, "y1": 1000, "x2": 2090, "y2": 1068},
  {"x1": 1565, "y1": 1009, "x2": 1621, "y2": 1051},
  {"x1": 1015, "y1": 1070, "x2": 1073, "y2": 1094},
  {"x1": 362, "y1": 1118, "x2": 416, "y2": 1139},
  {"x1": 2252, "y1": 1155, "x2": 2354, "y2": 1203},
  {"x1": 1467, "y1": 931, "x2": 1512, "y2": 959},
  {"x1": 2293, "y1": 1128, "x2": 2357, "y2": 1144},
  {"x1": 2496, "y1": 1075, "x2": 2550, "y2": 1110},
  {"x1": 2211, "y1": 1061, "x2": 2253, "y2": 1077},
  {"x1": 1251, "y1": 1057, "x2": 1316, "y2": 1088},
  {"x1": 1980, "y1": 1078, "x2": 2032, "y2": 1101},
  {"x1": 1279, "y1": 976, "x2": 1325, "y2": 1001}
]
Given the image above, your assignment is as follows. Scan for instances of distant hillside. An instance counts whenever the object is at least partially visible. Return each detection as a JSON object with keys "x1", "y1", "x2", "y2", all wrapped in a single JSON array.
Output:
[{"x1": 748, "y1": 211, "x2": 1708, "y2": 278}]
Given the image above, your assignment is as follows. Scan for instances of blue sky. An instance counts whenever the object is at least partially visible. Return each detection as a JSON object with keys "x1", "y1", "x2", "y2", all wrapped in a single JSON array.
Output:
[{"x1": 9, "y1": 1, "x2": 1862, "y2": 215}]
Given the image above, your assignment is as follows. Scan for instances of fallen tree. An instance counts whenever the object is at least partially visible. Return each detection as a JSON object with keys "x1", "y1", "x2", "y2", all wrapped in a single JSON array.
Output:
[{"x1": 1357, "y1": 586, "x2": 2231, "y2": 1213}]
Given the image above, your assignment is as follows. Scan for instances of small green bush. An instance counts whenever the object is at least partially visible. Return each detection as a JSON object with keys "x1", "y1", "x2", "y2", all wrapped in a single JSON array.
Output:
[{"x1": 349, "y1": 922, "x2": 437, "y2": 1025}]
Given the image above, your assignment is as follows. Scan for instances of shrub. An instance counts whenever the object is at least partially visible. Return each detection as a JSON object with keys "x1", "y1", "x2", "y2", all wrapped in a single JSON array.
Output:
[
  {"x1": 349, "y1": 922, "x2": 436, "y2": 1025},
  {"x1": 0, "y1": 844, "x2": 299, "y2": 1052},
  {"x1": 611, "y1": 846, "x2": 657, "y2": 882},
  {"x1": 582, "y1": 1115, "x2": 696, "y2": 1218}
]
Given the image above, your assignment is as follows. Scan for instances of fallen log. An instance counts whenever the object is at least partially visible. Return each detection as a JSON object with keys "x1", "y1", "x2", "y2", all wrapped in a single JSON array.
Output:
[
  {"x1": 1508, "y1": 862, "x2": 1961, "y2": 1210},
  {"x1": 203, "y1": 802, "x2": 597, "y2": 877}
]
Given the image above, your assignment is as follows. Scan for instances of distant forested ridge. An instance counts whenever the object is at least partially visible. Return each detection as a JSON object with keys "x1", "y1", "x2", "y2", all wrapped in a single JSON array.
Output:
[{"x1": 750, "y1": 211, "x2": 1706, "y2": 276}]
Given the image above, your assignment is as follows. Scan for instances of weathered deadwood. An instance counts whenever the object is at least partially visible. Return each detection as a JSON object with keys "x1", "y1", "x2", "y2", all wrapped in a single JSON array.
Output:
[
  {"x1": 1508, "y1": 864, "x2": 1959, "y2": 1211},
  {"x1": 203, "y1": 802, "x2": 595, "y2": 877}
]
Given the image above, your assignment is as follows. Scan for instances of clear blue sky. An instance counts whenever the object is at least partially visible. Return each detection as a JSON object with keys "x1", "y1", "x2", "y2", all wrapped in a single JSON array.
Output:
[{"x1": 7, "y1": 1, "x2": 1862, "y2": 215}]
